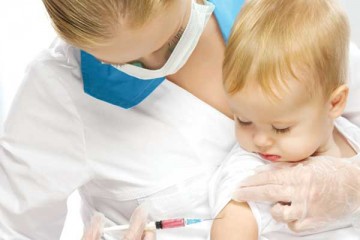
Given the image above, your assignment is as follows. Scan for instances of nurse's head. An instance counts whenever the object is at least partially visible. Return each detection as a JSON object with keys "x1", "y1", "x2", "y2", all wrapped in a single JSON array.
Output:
[
  {"x1": 223, "y1": 0, "x2": 350, "y2": 162},
  {"x1": 42, "y1": 0, "x2": 192, "y2": 69}
]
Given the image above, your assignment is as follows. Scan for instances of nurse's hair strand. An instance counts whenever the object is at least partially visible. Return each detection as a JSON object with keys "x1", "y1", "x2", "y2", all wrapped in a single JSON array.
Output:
[{"x1": 42, "y1": 0, "x2": 171, "y2": 48}]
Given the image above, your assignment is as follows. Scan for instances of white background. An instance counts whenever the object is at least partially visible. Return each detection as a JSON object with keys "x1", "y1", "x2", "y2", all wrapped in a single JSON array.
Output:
[{"x1": 0, "y1": 1, "x2": 359, "y2": 239}]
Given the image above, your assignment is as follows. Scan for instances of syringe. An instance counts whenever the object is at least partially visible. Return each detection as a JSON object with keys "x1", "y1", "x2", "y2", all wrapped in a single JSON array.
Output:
[{"x1": 104, "y1": 218, "x2": 216, "y2": 232}]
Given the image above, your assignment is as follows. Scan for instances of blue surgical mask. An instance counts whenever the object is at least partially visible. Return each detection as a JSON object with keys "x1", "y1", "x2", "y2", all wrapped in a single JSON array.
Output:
[{"x1": 81, "y1": 53, "x2": 165, "y2": 109}]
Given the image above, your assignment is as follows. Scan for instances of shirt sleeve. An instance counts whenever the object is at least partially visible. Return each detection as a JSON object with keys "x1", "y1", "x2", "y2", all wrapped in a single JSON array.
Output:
[
  {"x1": 208, "y1": 144, "x2": 265, "y2": 224},
  {"x1": 0, "y1": 56, "x2": 93, "y2": 239},
  {"x1": 344, "y1": 42, "x2": 360, "y2": 127}
]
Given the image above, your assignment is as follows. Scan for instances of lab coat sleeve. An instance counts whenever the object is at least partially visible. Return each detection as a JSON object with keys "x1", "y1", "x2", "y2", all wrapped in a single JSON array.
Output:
[
  {"x1": 344, "y1": 42, "x2": 360, "y2": 127},
  {"x1": 0, "y1": 57, "x2": 93, "y2": 239},
  {"x1": 208, "y1": 144, "x2": 264, "y2": 222}
]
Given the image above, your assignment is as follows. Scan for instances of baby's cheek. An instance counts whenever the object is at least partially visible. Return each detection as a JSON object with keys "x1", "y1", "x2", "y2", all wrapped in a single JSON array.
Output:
[
  {"x1": 235, "y1": 128, "x2": 245, "y2": 141},
  {"x1": 279, "y1": 137, "x2": 316, "y2": 161},
  {"x1": 236, "y1": 133, "x2": 253, "y2": 151}
]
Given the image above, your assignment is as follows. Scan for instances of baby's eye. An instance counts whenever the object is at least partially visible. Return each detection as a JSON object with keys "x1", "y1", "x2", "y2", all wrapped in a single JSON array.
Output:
[
  {"x1": 237, "y1": 118, "x2": 252, "y2": 126},
  {"x1": 272, "y1": 126, "x2": 291, "y2": 134}
]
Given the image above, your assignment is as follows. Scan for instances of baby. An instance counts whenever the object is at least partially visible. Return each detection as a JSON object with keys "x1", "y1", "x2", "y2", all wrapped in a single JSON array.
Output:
[{"x1": 209, "y1": 0, "x2": 360, "y2": 239}]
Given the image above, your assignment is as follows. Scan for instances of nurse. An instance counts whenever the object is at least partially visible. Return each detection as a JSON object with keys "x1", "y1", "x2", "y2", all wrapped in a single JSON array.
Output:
[{"x1": 0, "y1": 0, "x2": 359, "y2": 240}]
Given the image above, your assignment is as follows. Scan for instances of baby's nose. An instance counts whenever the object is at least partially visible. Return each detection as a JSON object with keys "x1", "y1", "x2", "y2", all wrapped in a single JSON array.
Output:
[{"x1": 253, "y1": 131, "x2": 273, "y2": 149}]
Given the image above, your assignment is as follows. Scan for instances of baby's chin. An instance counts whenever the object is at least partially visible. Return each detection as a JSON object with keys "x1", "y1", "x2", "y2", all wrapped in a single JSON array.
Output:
[{"x1": 277, "y1": 156, "x2": 311, "y2": 163}]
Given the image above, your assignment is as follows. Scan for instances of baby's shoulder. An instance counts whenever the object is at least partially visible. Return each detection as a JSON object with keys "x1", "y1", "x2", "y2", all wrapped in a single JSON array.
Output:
[{"x1": 335, "y1": 116, "x2": 360, "y2": 147}]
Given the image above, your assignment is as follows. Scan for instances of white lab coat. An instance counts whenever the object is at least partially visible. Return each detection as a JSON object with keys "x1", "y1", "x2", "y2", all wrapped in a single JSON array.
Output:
[
  {"x1": 0, "y1": 38, "x2": 236, "y2": 240},
  {"x1": 0, "y1": 39, "x2": 360, "y2": 240}
]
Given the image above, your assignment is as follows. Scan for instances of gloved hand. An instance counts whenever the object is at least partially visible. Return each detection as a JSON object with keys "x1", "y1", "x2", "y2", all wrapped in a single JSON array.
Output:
[
  {"x1": 82, "y1": 212, "x2": 104, "y2": 240},
  {"x1": 82, "y1": 204, "x2": 156, "y2": 240},
  {"x1": 232, "y1": 156, "x2": 360, "y2": 232}
]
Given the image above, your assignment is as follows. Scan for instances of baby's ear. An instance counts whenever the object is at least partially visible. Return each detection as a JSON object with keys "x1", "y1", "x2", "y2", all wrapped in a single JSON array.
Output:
[{"x1": 328, "y1": 84, "x2": 349, "y2": 119}]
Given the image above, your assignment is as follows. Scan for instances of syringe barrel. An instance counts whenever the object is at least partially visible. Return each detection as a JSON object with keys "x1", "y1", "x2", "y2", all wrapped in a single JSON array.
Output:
[{"x1": 160, "y1": 218, "x2": 185, "y2": 229}]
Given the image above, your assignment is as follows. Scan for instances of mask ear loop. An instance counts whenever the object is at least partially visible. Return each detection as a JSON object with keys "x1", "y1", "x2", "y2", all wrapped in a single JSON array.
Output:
[{"x1": 168, "y1": 27, "x2": 186, "y2": 53}]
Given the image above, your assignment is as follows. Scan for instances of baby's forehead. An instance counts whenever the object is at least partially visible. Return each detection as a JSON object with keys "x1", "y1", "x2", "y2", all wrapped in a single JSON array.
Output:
[
  {"x1": 245, "y1": 76, "x2": 313, "y2": 103},
  {"x1": 231, "y1": 80, "x2": 322, "y2": 120},
  {"x1": 245, "y1": 63, "x2": 322, "y2": 99},
  {"x1": 230, "y1": 87, "x2": 316, "y2": 126}
]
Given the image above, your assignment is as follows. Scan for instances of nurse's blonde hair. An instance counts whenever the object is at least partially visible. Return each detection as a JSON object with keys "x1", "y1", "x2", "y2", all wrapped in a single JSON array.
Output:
[
  {"x1": 223, "y1": 0, "x2": 350, "y2": 100},
  {"x1": 42, "y1": 0, "x2": 171, "y2": 48}
]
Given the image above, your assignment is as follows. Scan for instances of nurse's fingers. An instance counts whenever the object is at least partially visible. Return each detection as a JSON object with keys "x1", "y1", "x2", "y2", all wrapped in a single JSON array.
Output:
[
  {"x1": 270, "y1": 202, "x2": 304, "y2": 223},
  {"x1": 123, "y1": 204, "x2": 151, "y2": 240},
  {"x1": 232, "y1": 185, "x2": 292, "y2": 203},
  {"x1": 288, "y1": 218, "x2": 322, "y2": 233},
  {"x1": 143, "y1": 230, "x2": 156, "y2": 240},
  {"x1": 239, "y1": 163, "x2": 307, "y2": 188},
  {"x1": 238, "y1": 170, "x2": 285, "y2": 187},
  {"x1": 82, "y1": 212, "x2": 105, "y2": 240}
]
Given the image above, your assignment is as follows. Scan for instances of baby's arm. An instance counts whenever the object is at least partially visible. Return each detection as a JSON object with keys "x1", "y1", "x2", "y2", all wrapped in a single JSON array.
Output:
[
  {"x1": 211, "y1": 201, "x2": 258, "y2": 240},
  {"x1": 209, "y1": 144, "x2": 265, "y2": 240}
]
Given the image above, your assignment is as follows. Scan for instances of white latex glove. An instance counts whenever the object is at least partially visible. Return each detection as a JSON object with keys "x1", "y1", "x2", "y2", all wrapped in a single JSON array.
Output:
[
  {"x1": 82, "y1": 212, "x2": 105, "y2": 240},
  {"x1": 232, "y1": 156, "x2": 360, "y2": 232},
  {"x1": 82, "y1": 204, "x2": 156, "y2": 240}
]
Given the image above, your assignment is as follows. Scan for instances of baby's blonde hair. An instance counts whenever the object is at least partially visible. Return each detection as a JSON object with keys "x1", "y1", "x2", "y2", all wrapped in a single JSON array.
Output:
[
  {"x1": 223, "y1": 0, "x2": 350, "y2": 100},
  {"x1": 42, "y1": 0, "x2": 171, "y2": 48}
]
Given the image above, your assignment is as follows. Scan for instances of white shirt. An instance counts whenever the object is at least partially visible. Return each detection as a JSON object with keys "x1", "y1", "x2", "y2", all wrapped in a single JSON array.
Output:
[
  {"x1": 0, "y1": 39, "x2": 360, "y2": 240},
  {"x1": 209, "y1": 117, "x2": 360, "y2": 239}
]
